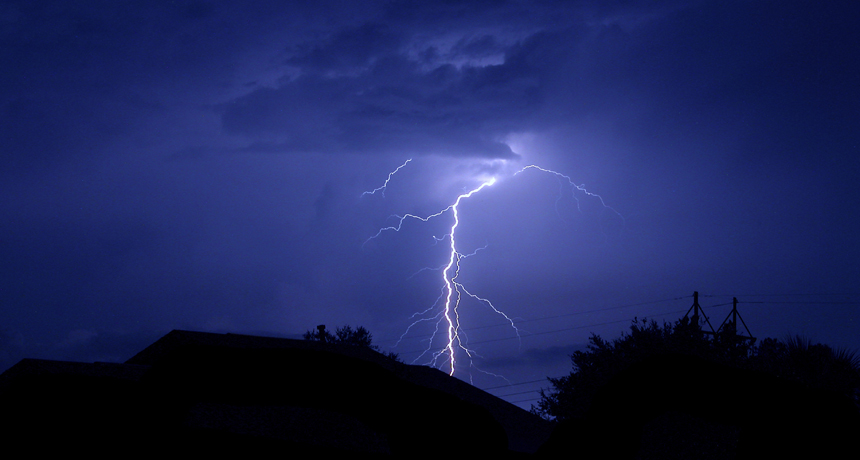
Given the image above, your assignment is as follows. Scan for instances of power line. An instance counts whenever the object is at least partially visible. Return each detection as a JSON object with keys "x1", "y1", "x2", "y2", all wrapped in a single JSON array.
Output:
[
  {"x1": 755, "y1": 301, "x2": 860, "y2": 305},
  {"x1": 702, "y1": 293, "x2": 860, "y2": 298},
  {"x1": 483, "y1": 379, "x2": 546, "y2": 390},
  {"x1": 380, "y1": 295, "x2": 691, "y2": 349},
  {"x1": 378, "y1": 292, "x2": 858, "y2": 348},
  {"x1": 462, "y1": 307, "x2": 695, "y2": 347},
  {"x1": 390, "y1": 291, "x2": 858, "y2": 362},
  {"x1": 494, "y1": 388, "x2": 545, "y2": 397},
  {"x1": 395, "y1": 299, "x2": 718, "y2": 354}
]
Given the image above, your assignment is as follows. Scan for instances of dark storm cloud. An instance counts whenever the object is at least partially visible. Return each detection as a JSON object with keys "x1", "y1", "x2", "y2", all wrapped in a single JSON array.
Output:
[
  {"x1": 214, "y1": 1, "x2": 705, "y2": 160},
  {"x1": 0, "y1": 98, "x2": 77, "y2": 170},
  {"x1": 221, "y1": 29, "x2": 542, "y2": 159},
  {"x1": 219, "y1": 10, "x2": 609, "y2": 159},
  {"x1": 451, "y1": 34, "x2": 505, "y2": 59},
  {"x1": 287, "y1": 23, "x2": 404, "y2": 72},
  {"x1": 0, "y1": 0, "x2": 345, "y2": 172},
  {"x1": 0, "y1": 1, "x2": 193, "y2": 172}
]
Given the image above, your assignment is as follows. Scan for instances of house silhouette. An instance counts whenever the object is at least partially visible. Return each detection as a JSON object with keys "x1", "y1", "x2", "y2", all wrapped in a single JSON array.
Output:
[{"x1": 0, "y1": 330, "x2": 551, "y2": 456}]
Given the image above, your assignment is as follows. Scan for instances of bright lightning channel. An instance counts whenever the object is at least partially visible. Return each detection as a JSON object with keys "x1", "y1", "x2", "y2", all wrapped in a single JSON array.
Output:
[
  {"x1": 361, "y1": 158, "x2": 412, "y2": 197},
  {"x1": 515, "y1": 165, "x2": 623, "y2": 221},
  {"x1": 364, "y1": 160, "x2": 619, "y2": 378},
  {"x1": 438, "y1": 177, "x2": 496, "y2": 375}
]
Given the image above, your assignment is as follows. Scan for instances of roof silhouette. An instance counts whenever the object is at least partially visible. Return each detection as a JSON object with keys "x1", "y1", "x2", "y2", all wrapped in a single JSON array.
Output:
[{"x1": 0, "y1": 329, "x2": 551, "y2": 456}]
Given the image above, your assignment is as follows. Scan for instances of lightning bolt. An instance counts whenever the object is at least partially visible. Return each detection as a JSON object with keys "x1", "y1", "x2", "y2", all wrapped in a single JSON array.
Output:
[
  {"x1": 515, "y1": 164, "x2": 624, "y2": 223},
  {"x1": 361, "y1": 158, "x2": 412, "y2": 197},
  {"x1": 438, "y1": 178, "x2": 496, "y2": 375},
  {"x1": 365, "y1": 160, "x2": 620, "y2": 378},
  {"x1": 365, "y1": 175, "x2": 499, "y2": 375}
]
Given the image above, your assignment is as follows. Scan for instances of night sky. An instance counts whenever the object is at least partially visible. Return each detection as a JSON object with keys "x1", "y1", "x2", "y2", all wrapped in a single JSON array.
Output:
[{"x1": 2, "y1": 1, "x2": 859, "y2": 408}]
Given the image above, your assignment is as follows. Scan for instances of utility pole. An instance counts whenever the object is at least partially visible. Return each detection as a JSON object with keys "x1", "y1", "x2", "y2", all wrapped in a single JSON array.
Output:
[
  {"x1": 716, "y1": 297, "x2": 755, "y2": 343},
  {"x1": 684, "y1": 291, "x2": 717, "y2": 335}
]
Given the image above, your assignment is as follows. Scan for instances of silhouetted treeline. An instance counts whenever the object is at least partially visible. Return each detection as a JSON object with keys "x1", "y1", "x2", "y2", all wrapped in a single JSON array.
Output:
[
  {"x1": 304, "y1": 324, "x2": 400, "y2": 362},
  {"x1": 535, "y1": 317, "x2": 859, "y2": 421},
  {"x1": 534, "y1": 317, "x2": 860, "y2": 459}
]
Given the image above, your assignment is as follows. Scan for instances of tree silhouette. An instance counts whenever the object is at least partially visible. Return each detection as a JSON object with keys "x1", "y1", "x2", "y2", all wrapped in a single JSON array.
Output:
[
  {"x1": 304, "y1": 324, "x2": 400, "y2": 361},
  {"x1": 533, "y1": 317, "x2": 860, "y2": 421},
  {"x1": 752, "y1": 334, "x2": 860, "y2": 405},
  {"x1": 533, "y1": 317, "x2": 748, "y2": 421}
]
